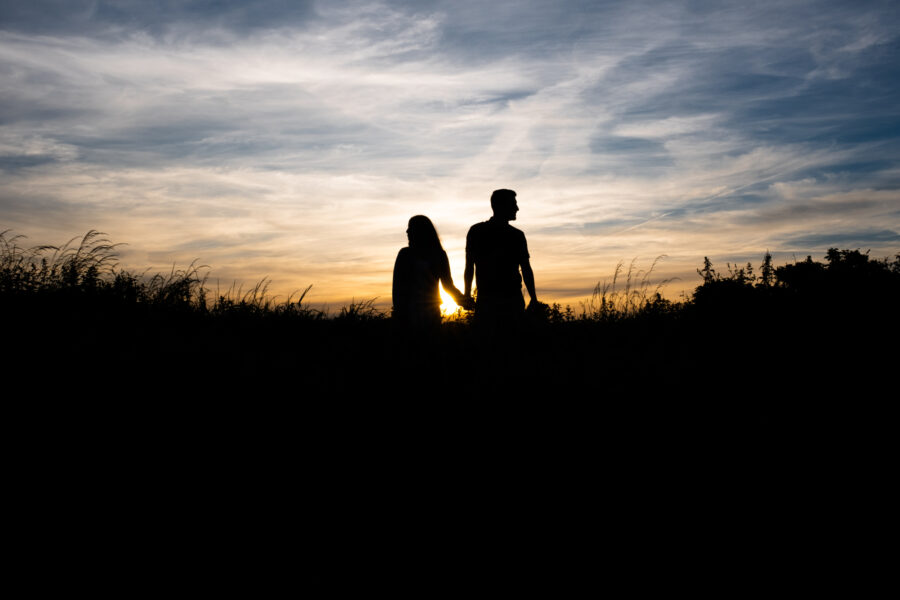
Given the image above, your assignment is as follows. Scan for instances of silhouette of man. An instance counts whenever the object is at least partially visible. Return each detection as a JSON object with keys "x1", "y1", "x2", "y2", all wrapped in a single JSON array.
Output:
[{"x1": 464, "y1": 189, "x2": 539, "y2": 325}]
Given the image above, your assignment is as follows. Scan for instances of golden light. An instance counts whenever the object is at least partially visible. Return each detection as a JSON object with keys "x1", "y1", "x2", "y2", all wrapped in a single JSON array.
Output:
[{"x1": 439, "y1": 284, "x2": 460, "y2": 317}]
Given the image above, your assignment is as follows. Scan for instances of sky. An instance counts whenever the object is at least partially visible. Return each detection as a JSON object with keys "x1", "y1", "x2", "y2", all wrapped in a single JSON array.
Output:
[{"x1": 2, "y1": 0, "x2": 899, "y2": 309}]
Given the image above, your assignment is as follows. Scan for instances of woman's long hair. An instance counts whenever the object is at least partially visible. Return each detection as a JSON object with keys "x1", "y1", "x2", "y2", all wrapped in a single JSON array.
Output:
[{"x1": 407, "y1": 215, "x2": 444, "y2": 257}]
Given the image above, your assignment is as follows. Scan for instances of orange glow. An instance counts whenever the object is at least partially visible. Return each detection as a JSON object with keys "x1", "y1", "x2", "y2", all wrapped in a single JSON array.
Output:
[{"x1": 439, "y1": 285, "x2": 460, "y2": 316}]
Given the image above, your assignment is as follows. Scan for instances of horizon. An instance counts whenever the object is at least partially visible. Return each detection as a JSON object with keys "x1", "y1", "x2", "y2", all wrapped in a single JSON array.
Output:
[{"x1": 1, "y1": 1, "x2": 899, "y2": 309}]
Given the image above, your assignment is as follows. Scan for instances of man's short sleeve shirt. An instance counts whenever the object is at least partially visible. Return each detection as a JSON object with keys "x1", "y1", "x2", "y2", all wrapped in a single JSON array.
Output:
[{"x1": 466, "y1": 218, "x2": 529, "y2": 297}]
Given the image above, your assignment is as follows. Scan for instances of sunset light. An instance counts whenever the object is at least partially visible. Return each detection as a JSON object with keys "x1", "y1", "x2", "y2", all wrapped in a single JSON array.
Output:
[
  {"x1": 439, "y1": 285, "x2": 460, "y2": 317},
  {"x1": 0, "y1": 1, "x2": 897, "y2": 311}
]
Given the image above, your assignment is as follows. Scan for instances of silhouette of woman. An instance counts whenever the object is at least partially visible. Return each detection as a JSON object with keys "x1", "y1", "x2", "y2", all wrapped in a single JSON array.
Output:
[{"x1": 392, "y1": 216, "x2": 465, "y2": 328}]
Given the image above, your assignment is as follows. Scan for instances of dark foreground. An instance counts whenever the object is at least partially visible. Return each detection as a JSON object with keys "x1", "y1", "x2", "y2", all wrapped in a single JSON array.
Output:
[
  {"x1": 4, "y1": 254, "x2": 896, "y2": 582},
  {"x1": 4, "y1": 232, "x2": 896, "y2": 586},
  {"x1": 7, "y1": 276, "x2": 895, "y2": 433},
  {"x1": 3, "y1": 244, "x2": 897, "y2": 476}
]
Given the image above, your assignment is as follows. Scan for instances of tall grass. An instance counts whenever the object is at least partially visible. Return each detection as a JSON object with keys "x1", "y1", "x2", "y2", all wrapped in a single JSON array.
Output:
[
  {"x1": 0, "y1": 229, "x2": 121, "y2": 293},
  {"x1": 209, "y1": 279, "x2": 325, "y2": 318},
  {"x1": 582, "y1": 255, "x2": 679, "y2": 320},
  {"x1": 0, "y1": 229, "x2": 329, "y2": 318}
]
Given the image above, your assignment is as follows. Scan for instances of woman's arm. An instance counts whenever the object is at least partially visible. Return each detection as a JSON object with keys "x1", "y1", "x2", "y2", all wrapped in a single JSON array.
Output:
[{"x1": 438, "y1": 250, "x2": 465, "y2": 304}]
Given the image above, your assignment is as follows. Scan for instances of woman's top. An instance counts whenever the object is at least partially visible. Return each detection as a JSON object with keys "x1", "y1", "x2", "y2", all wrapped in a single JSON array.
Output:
[{"x1": 392, "y1": 247, "x2": 456, "y2": 326}]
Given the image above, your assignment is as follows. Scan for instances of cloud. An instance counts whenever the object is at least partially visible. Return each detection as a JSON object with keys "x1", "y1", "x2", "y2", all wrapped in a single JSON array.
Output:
[
  {"x1": 779, "y1": 229, "x2": 900, "y2": 249},
  {"x1": 0, "y1": 1, "x2": 318, "y2": 40}
]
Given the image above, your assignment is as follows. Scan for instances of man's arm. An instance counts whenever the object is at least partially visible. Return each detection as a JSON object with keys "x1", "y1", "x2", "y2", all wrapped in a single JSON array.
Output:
[
  {"x1": 521, "y1": 258, "x2": 538, "y2": 304},
  {"x1": 464, "y1": 252, "x2": 474, "y2": 298},
  {"x1": 520, "y1": 232, "x2": 538, "y2": 305}
]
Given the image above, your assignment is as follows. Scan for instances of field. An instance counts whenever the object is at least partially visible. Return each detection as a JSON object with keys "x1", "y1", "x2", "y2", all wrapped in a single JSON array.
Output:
[
  {"x1": 3, "y1": 230, "x2": 897, "y2": 448},
  {"x1": 4, "y1": 227, "x2": 897, "y2": 560}
]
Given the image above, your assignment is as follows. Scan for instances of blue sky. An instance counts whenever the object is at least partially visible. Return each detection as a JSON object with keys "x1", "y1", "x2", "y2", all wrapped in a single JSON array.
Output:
[{"x1": 1, "y1": 0, "x2": 898, "y2": 306}]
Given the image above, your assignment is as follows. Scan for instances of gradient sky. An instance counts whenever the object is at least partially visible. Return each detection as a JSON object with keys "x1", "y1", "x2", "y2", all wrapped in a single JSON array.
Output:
[{"x1": 2, "y1": 0, "x2": 899, "y2": 308}]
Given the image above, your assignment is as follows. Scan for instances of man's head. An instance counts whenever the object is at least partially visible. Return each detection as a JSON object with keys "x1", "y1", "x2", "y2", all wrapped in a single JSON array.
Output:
[{"x1": 490, "y1": 189, "x2": 518, "y2": 221}]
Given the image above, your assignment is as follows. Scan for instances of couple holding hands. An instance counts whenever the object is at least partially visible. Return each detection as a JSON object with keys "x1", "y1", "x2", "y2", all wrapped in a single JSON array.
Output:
[{"x1": 392, "y1": 189, "x2": 540, "y2": 328}]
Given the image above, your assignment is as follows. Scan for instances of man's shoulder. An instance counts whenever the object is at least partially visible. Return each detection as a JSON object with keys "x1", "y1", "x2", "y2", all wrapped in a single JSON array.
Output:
[
  {"x1": 503, "y1": 222, "x2": 527, "y2": 242},
  {"x1": 466, "y1": 220, "x2": 492, "y2": 239},
  {"x1": 467, "y1": 220, "x2": 527, "y2": 243},
  {"x1": 469, "y1": 218, "x2": 520, "y2": 232}
]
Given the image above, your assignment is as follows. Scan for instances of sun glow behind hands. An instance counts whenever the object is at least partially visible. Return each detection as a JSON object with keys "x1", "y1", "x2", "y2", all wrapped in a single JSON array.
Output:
[{"x1": 439, "y1": 285, "x2": 460, "y2": 317}]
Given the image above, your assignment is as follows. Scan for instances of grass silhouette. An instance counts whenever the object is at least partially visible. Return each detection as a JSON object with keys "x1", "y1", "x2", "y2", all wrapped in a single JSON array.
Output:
[
  {"x1": 582, "y1": 255, "x2": 679, "y2": 321},
  {"x1": 2, "y1": 229, "x2": 897, "y2": 428}
]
